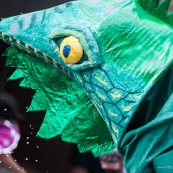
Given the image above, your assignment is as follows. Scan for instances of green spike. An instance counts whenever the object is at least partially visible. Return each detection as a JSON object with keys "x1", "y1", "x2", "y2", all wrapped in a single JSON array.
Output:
[
  {"x1": 5, "y1": 56, "x2": 24, "y2": 69},
  {"x1": 4, "y1": 47, "x2": 27, "y2": 69},
  {"x1": 38, "y1": 100, "x2": 115, "y2": 157},
  {"x1": 60, "y1": 103, "x2": 115, "y2": 156},
  {"x1": 27, "y1": 91, "x2": 48, "y2": 111},
  {"x1": 19, "y1": 77, "x2": 36, "y2": 89},
  {"x1": 4, "y1": 46, "x2": 114, "y2": 156},
  {"x1": 8, "y1": 69, "x2": 27, "y2": 81}
]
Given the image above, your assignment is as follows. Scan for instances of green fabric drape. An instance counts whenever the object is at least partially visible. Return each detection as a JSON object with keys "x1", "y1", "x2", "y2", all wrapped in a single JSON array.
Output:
[{"x1": 119, "y1": 66, "x2": 173, "y2": 173}]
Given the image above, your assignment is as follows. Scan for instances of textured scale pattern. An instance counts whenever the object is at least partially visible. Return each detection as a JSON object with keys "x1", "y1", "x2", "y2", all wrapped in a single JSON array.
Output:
[{"x1": 74, "y1": 66, "x2": 144, "y2": 143}]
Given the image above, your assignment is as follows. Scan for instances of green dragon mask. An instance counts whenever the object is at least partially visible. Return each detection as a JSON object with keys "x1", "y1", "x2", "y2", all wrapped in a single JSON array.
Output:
[{"x1": 1, "y1": 0, "x2": 173, "y2": 172}]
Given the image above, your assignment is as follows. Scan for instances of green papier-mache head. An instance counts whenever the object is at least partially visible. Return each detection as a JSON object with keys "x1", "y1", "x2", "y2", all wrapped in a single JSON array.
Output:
[{"x1": 1, "y1": 0, "x2": 173, "y2": 156}]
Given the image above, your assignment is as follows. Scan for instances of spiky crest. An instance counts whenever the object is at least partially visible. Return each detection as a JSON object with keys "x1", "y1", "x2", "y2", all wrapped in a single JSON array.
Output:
[{"x1": 4, "y1": 46, "x2": 115, "y2": 156}]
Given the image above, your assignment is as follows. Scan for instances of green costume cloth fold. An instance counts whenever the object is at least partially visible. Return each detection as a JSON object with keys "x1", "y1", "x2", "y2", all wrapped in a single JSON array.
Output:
[
  {"x1": 153, "y1": 148, "x2": 173, "y2": 173},
  {"x1": 119, "y1": 66, "x2": 173, "y2": 173}
]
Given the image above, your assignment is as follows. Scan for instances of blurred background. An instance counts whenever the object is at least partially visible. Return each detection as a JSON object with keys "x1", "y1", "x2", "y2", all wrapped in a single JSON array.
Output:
[{"x1": 0, "y1": 1, "x2": 125, "y2": 173}]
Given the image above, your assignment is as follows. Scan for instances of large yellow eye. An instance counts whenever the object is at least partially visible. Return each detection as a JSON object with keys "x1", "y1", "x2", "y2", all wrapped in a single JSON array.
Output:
[{"x1": 60, "y1": 36, "x2": 83, "y2": 64}]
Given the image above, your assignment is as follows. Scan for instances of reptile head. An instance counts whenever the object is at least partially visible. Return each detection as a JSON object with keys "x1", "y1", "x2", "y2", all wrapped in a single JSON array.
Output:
[
  {"x1": 1, "y1": 0, "x2": 173, "y2": 80},
  {"x1": 0, "y1": 1, "x2": 115, "y2": 74},
  {"x1": 1, "y1": 0, "x2": 173, "y2": 156}
]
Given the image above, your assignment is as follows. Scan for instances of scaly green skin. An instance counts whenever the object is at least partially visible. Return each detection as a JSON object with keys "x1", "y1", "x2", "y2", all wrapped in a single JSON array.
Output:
[{"x1": 1, "y1": 0, "x2": 173, "y2": 148}]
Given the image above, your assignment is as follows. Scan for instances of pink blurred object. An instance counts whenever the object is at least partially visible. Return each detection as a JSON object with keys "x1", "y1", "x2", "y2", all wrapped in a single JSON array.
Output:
[{"x1": 0, "y1": 120, "x2": 20, "y2": 154}]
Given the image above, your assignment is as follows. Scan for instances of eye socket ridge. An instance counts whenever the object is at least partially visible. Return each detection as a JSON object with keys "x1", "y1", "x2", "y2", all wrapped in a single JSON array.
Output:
[
  {"x1": 55, "y1": 36, "x2": 89, "y2": 65},
  {"x1": 50, "y1": 26, "x2": 101, "y2": 71}
]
